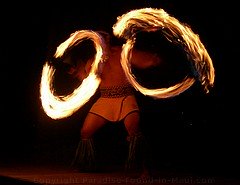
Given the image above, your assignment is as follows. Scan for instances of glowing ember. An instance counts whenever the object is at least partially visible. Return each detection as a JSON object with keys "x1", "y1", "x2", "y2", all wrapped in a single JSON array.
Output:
[
  {"x1": 40, "y1": 30, "x2": 106, "y2": 119},
  {"x1": 113, "y1": 7, "x2": 215, "y2": 97}
]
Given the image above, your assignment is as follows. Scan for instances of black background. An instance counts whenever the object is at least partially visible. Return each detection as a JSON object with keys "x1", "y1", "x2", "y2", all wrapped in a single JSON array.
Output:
[{"x1": 1, "y1": 0, "x2": 238, "y2": 178}]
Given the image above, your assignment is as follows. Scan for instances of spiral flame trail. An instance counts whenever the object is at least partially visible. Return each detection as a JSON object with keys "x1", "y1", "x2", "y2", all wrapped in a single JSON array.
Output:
[
  {"x1": 113, "y1": 7, "x2": 214, "y2": 97},
  {"x1": 40, "y1": 30, "x2": 106, "y2": 119}
]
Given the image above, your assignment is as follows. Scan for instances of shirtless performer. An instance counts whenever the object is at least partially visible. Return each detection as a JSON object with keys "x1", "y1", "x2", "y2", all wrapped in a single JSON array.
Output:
[{"x1": 66, "y1": 31, "x2": 161, "y2": 177}]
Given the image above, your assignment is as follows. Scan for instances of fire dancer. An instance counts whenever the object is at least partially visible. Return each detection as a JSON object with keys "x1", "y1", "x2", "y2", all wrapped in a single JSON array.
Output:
[
  {"x1": 65, "y1": 30, "x2": 161, "y2": 178},
  {"x1": 40, "y1": 8, "x2": 215, "y2": 178}
]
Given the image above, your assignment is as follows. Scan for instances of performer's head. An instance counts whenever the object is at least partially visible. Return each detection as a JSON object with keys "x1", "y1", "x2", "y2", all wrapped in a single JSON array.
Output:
[{"x1": 96, "y1": 30, "x2": 125, "y2": 47}]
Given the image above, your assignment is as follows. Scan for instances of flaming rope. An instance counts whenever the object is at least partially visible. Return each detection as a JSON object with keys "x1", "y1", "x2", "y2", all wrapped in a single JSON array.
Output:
[
  {"x1": 40, "y1": 8, "x2": 215, "y2": 119},
  {"x1": 40, "y1": 30, "x2": 107, "y2": 119},
  {"x1": 113, "y1": 8, "x2": 214, "y2": 97}
]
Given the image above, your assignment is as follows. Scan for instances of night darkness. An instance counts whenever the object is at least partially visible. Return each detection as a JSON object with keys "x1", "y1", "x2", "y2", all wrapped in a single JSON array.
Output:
[{"x1": 1, "y1": 0, "x2": 239, "y2": 179}]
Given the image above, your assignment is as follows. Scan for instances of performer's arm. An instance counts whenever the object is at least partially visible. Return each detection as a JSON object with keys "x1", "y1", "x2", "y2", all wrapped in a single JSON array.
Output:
[
  {"x1": 65, "y1": 59, "x2": 90, "y2": 81},
  {"x1": 130, "y1": 49, "x2": 162, "y2": 69}
]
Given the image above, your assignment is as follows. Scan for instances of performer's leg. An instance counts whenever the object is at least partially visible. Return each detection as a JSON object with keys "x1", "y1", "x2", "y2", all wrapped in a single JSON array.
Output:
[
  {"x1": 124, "y1": 111, "x2": 151, "y2": 177},
  {"x1": 80, "y1": 113, "x2": 107, "y2": 139},
  {"x1": 72, "y1": 113, "x2": 107, "y2": 172}
]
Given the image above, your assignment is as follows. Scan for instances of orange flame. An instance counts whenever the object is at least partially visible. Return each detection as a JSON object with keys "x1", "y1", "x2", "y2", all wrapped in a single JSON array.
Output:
[
  {"x1": 113, "y1": 8, "x2": 214, "y2": 97},
  {"x1": 40, "y1": 30, "x2": 106, "y2": 119}
]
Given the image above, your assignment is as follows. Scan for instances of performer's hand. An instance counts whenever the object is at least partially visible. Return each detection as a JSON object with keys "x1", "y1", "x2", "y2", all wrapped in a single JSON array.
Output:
[{"x1": 96, "y1": 61, "x2": 105, "y2": 77}]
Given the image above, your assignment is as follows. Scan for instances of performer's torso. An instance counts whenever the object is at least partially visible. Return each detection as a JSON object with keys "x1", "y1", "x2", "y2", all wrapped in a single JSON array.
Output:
[{"x1": 100, "y1": 46, "x2": 130, "y2": 88}]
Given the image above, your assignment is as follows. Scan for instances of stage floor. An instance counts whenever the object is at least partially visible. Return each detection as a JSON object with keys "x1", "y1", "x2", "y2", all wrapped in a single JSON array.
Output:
[{"x1": 0, "y1": 162, "x2": 239, "y2": 185}]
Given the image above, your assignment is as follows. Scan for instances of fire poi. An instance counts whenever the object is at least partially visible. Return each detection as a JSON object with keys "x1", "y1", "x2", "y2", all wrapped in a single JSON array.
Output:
[{"x1": 40, "y1": 8, "x2": 215, "y2": 120}]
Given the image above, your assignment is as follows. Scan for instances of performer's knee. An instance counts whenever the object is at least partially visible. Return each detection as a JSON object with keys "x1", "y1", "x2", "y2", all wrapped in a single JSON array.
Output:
[
  {"x1": 126, "y1": 125, "x2": 142, "y2": 139},
  {"x1": 80, "y1": 128, "x2": 93, "y2": 139}
]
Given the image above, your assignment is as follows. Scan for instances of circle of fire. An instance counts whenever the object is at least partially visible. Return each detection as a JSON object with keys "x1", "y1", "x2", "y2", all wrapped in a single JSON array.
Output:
[
  {"x1": 40, "y1": 30, "x2": 107, "y2": 119},
  {"x1": 113, "y1": 8, "x2": 215, "y2": 98},
  {"x1": 40, "y1": 8, "x2": 215, "y2": 120}
]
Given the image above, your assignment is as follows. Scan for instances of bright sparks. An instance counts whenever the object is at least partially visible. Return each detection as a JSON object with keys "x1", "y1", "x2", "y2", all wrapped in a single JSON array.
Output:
[
  {"x1": 40, "y1": 30, "x2": 106, "y2": 119},
  {"x1": 113, "y1": 8, "x2": 215, "y2": 98}
]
